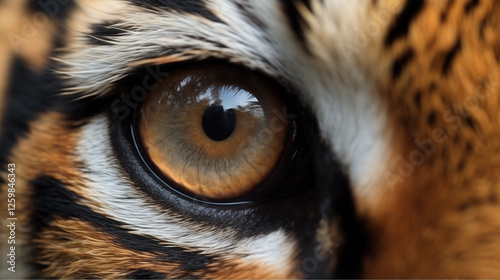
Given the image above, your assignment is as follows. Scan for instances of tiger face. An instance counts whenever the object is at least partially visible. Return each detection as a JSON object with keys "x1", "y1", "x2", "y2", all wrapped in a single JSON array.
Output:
[{"x1": 1, "y1": 0, "x2": 500, "y2": 278}]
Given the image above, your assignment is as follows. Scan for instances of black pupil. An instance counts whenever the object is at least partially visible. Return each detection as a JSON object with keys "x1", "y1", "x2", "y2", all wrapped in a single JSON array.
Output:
[{"x1": 202, "y1": 105, "x2": 236, "y2": 141}]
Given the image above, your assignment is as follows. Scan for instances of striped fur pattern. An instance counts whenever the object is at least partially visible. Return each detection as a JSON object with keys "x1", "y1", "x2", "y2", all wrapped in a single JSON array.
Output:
[{"x1": 1, "y1": 0, "x2": 500, "y2": 278}]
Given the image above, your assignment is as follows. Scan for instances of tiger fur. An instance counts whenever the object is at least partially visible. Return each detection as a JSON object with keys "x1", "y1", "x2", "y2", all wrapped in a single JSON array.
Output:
[{"x1": 1, "y1": 0, "x2": 500, "y2": 278}]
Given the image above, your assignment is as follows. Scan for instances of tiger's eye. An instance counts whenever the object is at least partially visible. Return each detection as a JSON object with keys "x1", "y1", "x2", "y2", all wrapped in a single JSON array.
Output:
[{"x1": 138, "y1": 65, "x2": 288, "y2": 200}]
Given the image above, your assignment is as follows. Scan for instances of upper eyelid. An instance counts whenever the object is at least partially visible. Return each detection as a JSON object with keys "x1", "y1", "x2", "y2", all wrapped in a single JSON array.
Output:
[
  {"x1": 69, "y1": 58, "x2": 292, "y2": 111},
  {"x1": 61, "y1": 14, "x2": 283, "y2": 99}
]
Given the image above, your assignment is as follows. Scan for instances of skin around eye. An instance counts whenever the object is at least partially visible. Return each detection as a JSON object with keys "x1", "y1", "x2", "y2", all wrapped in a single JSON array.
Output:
[{"x1": 138, "y1": 65, "x2": 288, "y2": 200}]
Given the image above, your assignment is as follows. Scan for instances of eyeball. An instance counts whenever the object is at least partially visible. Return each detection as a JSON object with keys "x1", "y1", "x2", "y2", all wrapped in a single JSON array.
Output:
[{"x1": 137, "y1": 65, "x2": 289, "y2": 201}]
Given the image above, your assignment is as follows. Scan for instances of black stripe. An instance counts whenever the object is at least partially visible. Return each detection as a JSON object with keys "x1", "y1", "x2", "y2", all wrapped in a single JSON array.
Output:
[
  {"x1": 126, "y1": 270, "x2": 167, "y2": 279},
  {"x1": 330, "y1": 178, "x2": 368, "y2": 279},
  {"x1": 385, "y1": 0, "x2": 424, "y2": 46},
  {"x1": 0, "y1": 0, "x2": 75, "y2": 173},
  {"x1": 87, "y1": 21, "x2": 129, "y2": 46},
  {"x1": 297, "y1": 112, "x2": 367, "y2": 279},
  {"x1": 0, "y1": 57, "x2": 55, "y2": 170},
  {"x1": 464, "y1": 0, "x2": 479, "y2": 13},
  {"x1": 281, "y1": 0, "x2": 311, "y2": 54},
  {"x1": 464, "y1": 116, "x2": 476, "y2": 131},
  {"x1": 427, "y1": 111, "x2": 438, "y2": 126},
  {"x1": 495, "y1": 44, "x2": 500, "y2": 63},
  {"x1": 392, "y1": 48, "x2": 414, "y2": 79},
  {"x1": 127, "y1": 0, "x2": 222, "y2": 23},
  {"x1": 414, "y1": 90, "x2": 422, "y2": 109},
  {"x1": 442, "y1": 39, "x2": 461, "y2": 75},
  {"x1": 0, "y1": 58, "x2": 55, "y2": 276},
  {"x1": 31, "y1": 176, "x2": 214, "y2": 273},
  {"x1": 440, "y1": 1, "x2": 454, "y2": 22},
  {"x1": 28, "y1": 0, "x2": 75, "y2": 20}
]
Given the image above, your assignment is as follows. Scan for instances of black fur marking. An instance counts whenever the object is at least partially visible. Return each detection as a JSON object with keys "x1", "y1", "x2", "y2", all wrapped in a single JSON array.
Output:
[
  {"x1": 442, "y1": 39, "x2": 462, "y2": 75},
  {"x1": 0, "y1": 57, "x2": 54, "y2": 171},
  {"x1": 88, "y1": 21, "x2": 129, "y2": 46},
  {"x1": 494, "y1": 44, "x2": 500, "y2": 63},
  {"x1": 465, "y1": 116, "x2": 476, "y2": 130},
  {"x1": 414, "y1": 91, "x2": 422, "y2": 109},
  {"x1": 457, "y1": 159, "x2": 465, "y2": 171},
  {"x1": 0, "y1": 0, "x2": 75, "y2": 186},
  {"x1": 479, "y1": 17, "x2": 488, "y2": 39},
  {"x1": 457, "y1": 194, "x2": 498, "y2": 212},
  {"x1": 385, "y1": 0, "x2": 424, "y2": 46},
  {"x1": 392, "y1": 48, "x2": 414, "y2": 79},
  {"x1": 427, "y1": 111, "x2": 437, "y2": 126},
  {"x1": 322, "y1": 160, "x2": 368, "y2": 278},
  {"x1": 294, "y1": 104, "x2": 367, "y2": 279},
  {"x1": 0, "y1": 57, "x2": 60, "y2": 276},
  {"x1": 31, "y1": 176, "x2": 214, "y2": 273},
  {"x1": 465, "y1": 142, "x2": 473, "y2": 153},
  {"x1": 127, "y1": 270, "x2": 167, "y2": 279},
  {"x1": 52, "y1": 92, "x2": 115, "y2": 124},
  {"x1": 127, "y1": 0, "x2": 222, "y2": 23},
  {"x1": 281, "y1": 0, "x2": 311, "y2": 54},
  {"x1": 329, "y1": 179, "x2": 368, "y2": 279},
  {"x1": 440, "y1": 1, "x2": 455, "y2": 23},
  {"x1": 316, "y1": 153, "x2": 368, "y2": 279},
  {"x1": 465, "y1": 0, "x2": 480, "y2": 13},
  {"x1": 28, "y1": 0, "x2": 75, "y2": 20}
]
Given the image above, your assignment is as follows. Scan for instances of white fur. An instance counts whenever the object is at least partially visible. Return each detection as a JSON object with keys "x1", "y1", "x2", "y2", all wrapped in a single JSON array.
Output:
[
  {"x1": 77, "y1": 116, "x2": 297, "y2": 272},
  {"x1": 298, "y1": 1, "x2": 393, "y2": 204}
]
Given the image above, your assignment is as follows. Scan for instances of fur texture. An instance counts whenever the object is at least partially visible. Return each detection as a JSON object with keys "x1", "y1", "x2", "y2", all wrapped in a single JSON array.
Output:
[{"x1": 1, "y1": 0, "x2": 500, "y2": 278}]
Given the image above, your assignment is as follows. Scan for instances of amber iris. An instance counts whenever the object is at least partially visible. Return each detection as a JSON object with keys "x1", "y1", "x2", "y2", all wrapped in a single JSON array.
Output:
[{"x1": 138, "y1": 65, "x2": 288, "y2": 200}]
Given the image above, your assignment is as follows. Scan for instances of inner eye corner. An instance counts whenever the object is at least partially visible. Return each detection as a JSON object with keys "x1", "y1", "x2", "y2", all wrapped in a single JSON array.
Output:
[{"x1": 123, "y1": 63, "x2": 305, "y2": 205}]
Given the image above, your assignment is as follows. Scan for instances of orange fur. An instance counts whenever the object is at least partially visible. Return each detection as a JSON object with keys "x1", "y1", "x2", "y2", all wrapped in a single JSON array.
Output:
[
  {"x1": 0, "y1": 0, "x2": 58, "y2": 134},
  {"x1": 36, "y1": 218, "x2": 181, "y2": 279},
  {"x1": 361, "y1": 0, "x2": 500, "y2": 277},
  {"x1": 0, "y1": 112, "x2": 87, "y2": 275},
  {"x1": 38, "y1": 218, "x2": 298, "y2": 279}
]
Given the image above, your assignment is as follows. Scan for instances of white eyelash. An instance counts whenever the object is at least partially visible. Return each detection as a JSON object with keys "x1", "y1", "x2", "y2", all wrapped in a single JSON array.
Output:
[{"x1": 59, "y1": 0, "x2": 281, "y2": 98}]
